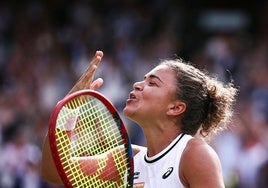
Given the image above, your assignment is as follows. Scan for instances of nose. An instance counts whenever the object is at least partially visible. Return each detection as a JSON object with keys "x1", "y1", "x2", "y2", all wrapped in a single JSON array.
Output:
[{"x1": 133, "y1": 81, "x2": 143, "y2": 91}]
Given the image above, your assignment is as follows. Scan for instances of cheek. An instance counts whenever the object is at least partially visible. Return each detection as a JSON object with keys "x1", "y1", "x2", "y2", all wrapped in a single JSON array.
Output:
[
  {"x1": 144, "y1": 92, "x2": 170, "y2": 105},
  {"x1": 147, "y1": 93, "x2": 174, "y2": 112},
  {"x1": 141, "y1": 95, "x2": 168, "y2": 114}
]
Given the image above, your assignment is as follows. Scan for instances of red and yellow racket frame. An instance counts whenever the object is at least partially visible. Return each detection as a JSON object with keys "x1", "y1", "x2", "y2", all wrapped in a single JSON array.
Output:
[{"x1": 48, "y1": 89, "x2": 134, "y2": 188}]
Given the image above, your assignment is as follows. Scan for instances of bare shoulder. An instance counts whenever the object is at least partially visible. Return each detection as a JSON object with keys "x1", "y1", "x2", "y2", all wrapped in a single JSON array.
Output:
[
  {"x1": 183, "y1": 138, "x2": 220, "y2": 163},
  {"x1": 132, "y1": 144, "x2": 146, "y2": 156},
  {"x1": 179, "y1": 137, "x2": 225, "y2": 188}
]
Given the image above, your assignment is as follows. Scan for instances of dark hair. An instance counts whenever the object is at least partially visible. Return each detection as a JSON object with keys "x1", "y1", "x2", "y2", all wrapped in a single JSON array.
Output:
[{"x1": 159, "y1": 59, "x2": 238, "y2": 137}]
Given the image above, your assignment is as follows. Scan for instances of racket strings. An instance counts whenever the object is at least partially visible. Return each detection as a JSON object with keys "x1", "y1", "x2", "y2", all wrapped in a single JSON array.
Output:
[
  {"x1": 74, "y1": 98, "x2": 122, "y2": 155},
  {"x1": 55, "y1": 95, "x2": 131, "y2": 187}
]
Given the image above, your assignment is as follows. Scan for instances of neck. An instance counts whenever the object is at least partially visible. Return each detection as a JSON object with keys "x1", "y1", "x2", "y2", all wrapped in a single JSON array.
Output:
[{"x1": 141, "y1": 123, "x2": 182, "y2": 157}]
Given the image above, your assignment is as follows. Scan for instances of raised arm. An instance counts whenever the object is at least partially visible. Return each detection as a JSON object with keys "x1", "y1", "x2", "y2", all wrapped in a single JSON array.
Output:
[{"x1": 40, "y1": 51, "x2": 104, "y2": 184}]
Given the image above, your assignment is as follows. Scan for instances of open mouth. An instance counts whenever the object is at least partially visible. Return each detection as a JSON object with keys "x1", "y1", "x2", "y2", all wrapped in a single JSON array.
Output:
[{"x1": 129, "y1": 93, "x2": 136, "y2": 99}]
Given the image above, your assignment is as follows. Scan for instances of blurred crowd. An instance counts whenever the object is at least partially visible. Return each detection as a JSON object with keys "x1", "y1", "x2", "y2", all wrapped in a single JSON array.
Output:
[{"x1": 0, "y1": 0, "x2": 267, "y2": 187}]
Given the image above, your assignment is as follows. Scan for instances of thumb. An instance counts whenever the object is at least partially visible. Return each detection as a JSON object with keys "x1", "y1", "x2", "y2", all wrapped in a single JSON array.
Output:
[{"x1": 90, "y1": 78, "x2": 104, "y2": 90}]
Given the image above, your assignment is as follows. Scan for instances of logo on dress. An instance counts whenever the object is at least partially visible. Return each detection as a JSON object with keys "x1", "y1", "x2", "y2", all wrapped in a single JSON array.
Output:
[
  {"x1": 162, "y1": 167, "x2": 174, "y2": 179},
  {"x1": 134, "y1": 182, "x2": 145, "y2": 188},
  {"x1": 134, "y1": 172, "x2": 140, "y2": 179}
]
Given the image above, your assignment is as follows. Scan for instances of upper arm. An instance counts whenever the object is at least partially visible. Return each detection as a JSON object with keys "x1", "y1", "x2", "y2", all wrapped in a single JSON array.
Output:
[{"x1": 179, "y1": 139, "x2": 225, "y2": 188}]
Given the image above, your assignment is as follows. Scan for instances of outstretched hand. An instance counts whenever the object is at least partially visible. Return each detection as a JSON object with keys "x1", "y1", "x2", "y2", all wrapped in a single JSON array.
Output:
[
  {"x1": 67, "y1": 51, "x2": 104, "y2": 95},
  {"x1": 41, "y1": 51, "x2": 104, "y2": 184}
]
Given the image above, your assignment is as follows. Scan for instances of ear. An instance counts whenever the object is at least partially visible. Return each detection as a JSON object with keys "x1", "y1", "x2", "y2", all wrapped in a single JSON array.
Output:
[{"x1": 166, "y1": 101, "x2": 186, "y2": 116}]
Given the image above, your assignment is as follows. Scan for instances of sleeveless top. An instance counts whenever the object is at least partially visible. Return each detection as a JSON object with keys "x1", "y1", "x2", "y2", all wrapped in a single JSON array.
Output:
[{"x1": 133, "y1": 133, "x2": 193, "y2": 188}]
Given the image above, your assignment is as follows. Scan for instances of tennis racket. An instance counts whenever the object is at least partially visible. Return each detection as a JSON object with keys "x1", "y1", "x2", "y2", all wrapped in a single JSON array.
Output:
[{"x1": 48, "y1": 89, "x2": 133, "y2": 188}]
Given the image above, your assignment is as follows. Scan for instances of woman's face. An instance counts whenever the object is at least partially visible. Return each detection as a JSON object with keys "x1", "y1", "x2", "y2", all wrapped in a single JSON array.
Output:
[{"x1": 123, "y1": 64, "x2": 178, "y2": 124}]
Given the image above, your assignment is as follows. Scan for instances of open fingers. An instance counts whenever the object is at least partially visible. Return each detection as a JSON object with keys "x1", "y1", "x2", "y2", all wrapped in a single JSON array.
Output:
[
  {"x1": 86, "y1": 51, "x2": 104, "y2": 82},
  {"x1": 90, "y1": 51, "x2": 103, "y2": 70},
  {"x1": 67, "y1": 51, "x2": 104, "y2": 95},
  {"x1": 90, "y1": 78, "x2": 104, "y2": 90}
]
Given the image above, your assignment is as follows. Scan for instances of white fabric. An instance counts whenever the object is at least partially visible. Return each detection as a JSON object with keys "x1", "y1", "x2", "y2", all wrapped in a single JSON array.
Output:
[{"x1": 133, "y1": 133, "x2": 192, "y2": 188}]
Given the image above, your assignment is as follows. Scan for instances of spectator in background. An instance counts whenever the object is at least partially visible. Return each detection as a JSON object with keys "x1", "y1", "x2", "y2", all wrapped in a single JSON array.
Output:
[{"x1": 0, "y1": 122, "x2": 42, "y2": 188}]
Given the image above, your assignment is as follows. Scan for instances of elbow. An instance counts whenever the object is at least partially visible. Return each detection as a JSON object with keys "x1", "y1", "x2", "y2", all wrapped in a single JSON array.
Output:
[
  {"x1": 41, "y1": 175, "x2": 62, "y2": 185},
  {"x1": 40, "y1": 157, "x2": 63, "y2": 185},
  {"x1": 40, "y1": 170, "x2": 52, "y2": 183},
  {"x1": 40, "y1": 165, "x2": 63, "y2": 185}
]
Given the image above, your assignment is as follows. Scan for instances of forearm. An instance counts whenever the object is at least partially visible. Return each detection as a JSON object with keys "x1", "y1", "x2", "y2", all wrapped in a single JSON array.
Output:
[{"x1": 41, "y1": 134, "x2": 63, "y2": 184}]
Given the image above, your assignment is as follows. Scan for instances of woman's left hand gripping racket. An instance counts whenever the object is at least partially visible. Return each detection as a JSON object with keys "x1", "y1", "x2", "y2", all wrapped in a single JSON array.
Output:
[{"x1": 48, "y1": 89, "x2": 134, "y2": 188}]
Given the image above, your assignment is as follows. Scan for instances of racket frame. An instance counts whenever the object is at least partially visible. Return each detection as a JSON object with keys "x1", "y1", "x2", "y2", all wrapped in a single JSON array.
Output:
[{"x1": 48, "y1": 89, "x2": 133, "y2": 188}]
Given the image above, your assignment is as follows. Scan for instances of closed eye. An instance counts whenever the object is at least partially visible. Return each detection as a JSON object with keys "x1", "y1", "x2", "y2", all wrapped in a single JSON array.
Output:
[
  {"x1": 144, "y1": 74, "x2": 162, "y2": 87},
  {"x1": 148, "y1": 82, "x2": 157, "y2": 86}
]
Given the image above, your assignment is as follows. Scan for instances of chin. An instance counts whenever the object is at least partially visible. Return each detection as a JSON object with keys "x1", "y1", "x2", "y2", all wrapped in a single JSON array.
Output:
[
  {"x1": 123, "y1": 107, "x2": 135, "y2": 121},
  {"x1": 123, "y1": 107, "x2": 130, "y2": 117}
]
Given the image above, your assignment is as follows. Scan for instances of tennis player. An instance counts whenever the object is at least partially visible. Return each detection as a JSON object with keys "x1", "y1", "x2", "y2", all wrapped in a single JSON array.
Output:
[{"x1": 41, "y1": 50, "x2": 238, "y2": 188}]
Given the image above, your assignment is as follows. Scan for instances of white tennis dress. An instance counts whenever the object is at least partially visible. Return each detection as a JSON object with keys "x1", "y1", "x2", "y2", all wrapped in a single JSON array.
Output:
[{"x1": 133, "y1": 133, "x2": 192, "y2": 188}]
